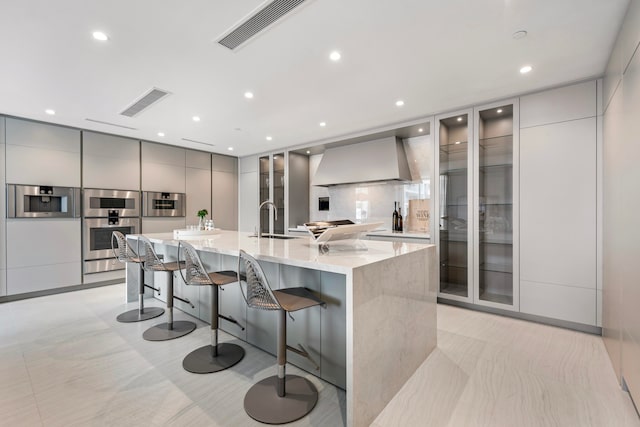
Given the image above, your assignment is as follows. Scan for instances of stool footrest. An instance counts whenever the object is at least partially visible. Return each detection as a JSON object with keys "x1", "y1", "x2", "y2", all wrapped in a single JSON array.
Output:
[
  {"x1": 172, "y1": 294, "x2": 194, "y2": 309},
  {"x1": 287, "y1": 344, "x2": 319, "y2": 371},
  {"x1": 143, "y1": 284, "x2": 160, "y2": 294},
  {"x1": 219, "y1": 313, "x2": 245, "y2": 330}
]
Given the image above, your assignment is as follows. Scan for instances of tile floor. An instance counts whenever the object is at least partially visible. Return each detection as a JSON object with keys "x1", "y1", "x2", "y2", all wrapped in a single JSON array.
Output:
[{"x1": 0, "y1": 284, "x2": 638, "y2": 426}]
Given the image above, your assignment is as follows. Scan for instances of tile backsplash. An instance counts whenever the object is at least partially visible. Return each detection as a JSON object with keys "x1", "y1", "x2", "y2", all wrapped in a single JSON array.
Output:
[{"x1": 308, "y1": 135, "x2": 433, "y2": 232}]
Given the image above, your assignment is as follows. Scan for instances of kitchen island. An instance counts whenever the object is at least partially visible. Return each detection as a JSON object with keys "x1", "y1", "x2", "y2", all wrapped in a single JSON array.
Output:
[{"x1": 126, "y1": 230, "x2": 437, "y2": 427}]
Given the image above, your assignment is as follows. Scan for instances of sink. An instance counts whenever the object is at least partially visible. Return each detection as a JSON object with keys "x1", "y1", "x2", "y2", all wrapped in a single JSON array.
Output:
[{"x1": 249, "y1": 234, "x2": 299, "y2": 240}]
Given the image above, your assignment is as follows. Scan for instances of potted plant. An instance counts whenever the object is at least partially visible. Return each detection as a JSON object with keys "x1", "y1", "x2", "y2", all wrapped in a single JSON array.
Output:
[{"x1": 197, "y1": 209, "x2": 208, "y2": 230}]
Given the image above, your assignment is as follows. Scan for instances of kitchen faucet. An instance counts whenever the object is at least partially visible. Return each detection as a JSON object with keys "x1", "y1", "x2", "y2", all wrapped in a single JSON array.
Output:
[{"x1": 257, "y1": 200, "x2": 277, "y2": 239}]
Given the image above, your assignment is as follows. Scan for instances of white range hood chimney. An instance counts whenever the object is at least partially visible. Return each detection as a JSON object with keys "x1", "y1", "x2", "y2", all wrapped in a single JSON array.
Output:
[{"x1": 312, "y1": 136, "x2": 412, "y2": 186}]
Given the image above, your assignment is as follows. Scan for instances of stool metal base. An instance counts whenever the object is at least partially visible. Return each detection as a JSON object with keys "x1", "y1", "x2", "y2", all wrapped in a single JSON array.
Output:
[
  {"x1": 116, "y1": 307, "x2": 164, "y2": 323},
  {"x1": 244, "y1": 375, "x2": 318, "y2": 424},
  {"x1": 143, "y1": 320, "x2": 196, "y2": 341},
  {"x1": 183, "y1": 343, "x2": 245, "y2": 374}
]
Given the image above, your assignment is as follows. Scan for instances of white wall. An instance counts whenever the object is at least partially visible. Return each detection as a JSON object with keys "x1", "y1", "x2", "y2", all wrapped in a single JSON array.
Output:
[{"x1": 602, "y1": 0, "x2": 640, "y2": 402}]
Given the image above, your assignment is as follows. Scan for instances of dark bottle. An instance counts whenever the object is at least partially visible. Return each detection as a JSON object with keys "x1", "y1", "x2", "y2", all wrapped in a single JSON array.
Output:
[
  {"x1": 392, "y1": 202, "x2": 398, "y2": 232},
  {"x1": 398, "y1": 207, "x2": 403, "y2": 232}
]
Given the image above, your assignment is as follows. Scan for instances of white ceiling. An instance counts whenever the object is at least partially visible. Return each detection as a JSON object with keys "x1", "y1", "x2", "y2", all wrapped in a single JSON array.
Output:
[{"x1": 0, "y1": 0, "x2": 629, "y2": 157}]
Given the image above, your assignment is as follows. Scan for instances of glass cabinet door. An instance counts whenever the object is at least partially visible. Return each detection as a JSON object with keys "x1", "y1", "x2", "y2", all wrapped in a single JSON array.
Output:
[
  {"x1": 259, "y1": 152, "x2": 286, "y2": 235},
  {"x1": 437, "y1": 112, "x2": 472, "y2": 300},
  {"x1": 475, "y1": 102, "x2": 518, "y2": 308},
  {"x1": 273, "y1": 153, "x2": 285, "y2": 234},
  {"x1": 259, "y1": 155, "x2": 270, "y2": 234}
]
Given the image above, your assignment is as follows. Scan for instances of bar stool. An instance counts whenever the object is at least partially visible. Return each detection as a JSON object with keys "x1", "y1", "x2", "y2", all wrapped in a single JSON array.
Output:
[
  {"x1": 140, "y1": 236, "x2": 196, "y2": 341},
  {"x1": 112, "y1": 231, "x2": 164, "y2": 323},
  {"x1": 177, "y1": 241, "x2": 246, "y2": 373},
  {"x1": 238, "y1": 249, "x2": 325, "y2": 424}
]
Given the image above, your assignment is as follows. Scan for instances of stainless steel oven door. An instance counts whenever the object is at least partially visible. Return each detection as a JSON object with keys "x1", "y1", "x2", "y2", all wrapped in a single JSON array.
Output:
[
  {"x1": 83, "y1": 217, "x2": 140, "y2": 262},
  {"x1": 83, "y1": 189, "x2": 140, "y2": 218},
  {"x1": 142, "y1": 191, "x2": 186, "y2": 217}
]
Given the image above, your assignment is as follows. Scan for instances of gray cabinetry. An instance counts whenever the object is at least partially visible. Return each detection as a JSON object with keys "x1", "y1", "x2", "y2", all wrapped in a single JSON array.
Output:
[
  {"x1": 141, "y1": 142, "x2": 186, "y2": 232},
  {"x1": 212, "y1": 154, "x2": 238, "y2": 230},
  {"x1": 83, "y1": 131, "x2": 140, "y2": 190},
  {"x1": 0, "y1": 117, "x2": 5, "y2": 296},
  {"x1": 186, "y1": 149, "x2": 212, "y2": 228},
  {"x1": 239, "y1": 155, "x2": 259, "y2": 233},
  {"x1": 5, "y1": 118, "x2": 80, "y2": 187}
]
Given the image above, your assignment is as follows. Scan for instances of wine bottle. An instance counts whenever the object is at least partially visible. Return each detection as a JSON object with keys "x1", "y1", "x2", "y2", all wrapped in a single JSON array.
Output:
[
  {"x1": 393, "y1": 202, "x2": 398, "y2": 232},
  {"x1": 398, "y1": 207, "x2": 403, "y2": 232}
]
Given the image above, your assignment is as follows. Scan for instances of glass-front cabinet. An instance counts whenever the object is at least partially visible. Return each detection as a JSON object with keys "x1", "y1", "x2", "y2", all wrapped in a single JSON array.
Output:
[
  {"x1": 259, "y1": 152, "x2": 285, "y2": 235},
  {"x1": 435, "y1": 100, "x2": 519, "y2": 310},
  {"x1": 474, "y1": 100, "x2": 519, "y2": 310},
  {"x1": 436, "y1": 110, "x2": 473, "y2": 302}
]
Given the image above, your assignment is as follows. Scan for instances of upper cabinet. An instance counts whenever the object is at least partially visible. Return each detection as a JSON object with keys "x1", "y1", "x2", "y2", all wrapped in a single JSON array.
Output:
[
  {"x1": 141, "y1": 142, "x2": 186, "y2": 193},
  {"x1": 520, "y1": 80, "x2": 597, "y2": 128},
  {"x1": 83, "y1": 131, "x2": 140, "y2": 190},
  {"x1": 5, "y1": 118, "x2": 81, "y2": 187}
]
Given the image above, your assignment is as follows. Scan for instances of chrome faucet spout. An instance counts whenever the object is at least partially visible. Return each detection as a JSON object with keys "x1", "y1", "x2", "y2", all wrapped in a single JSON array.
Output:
[{"x1": 257, "y1": 200, "x2": 278, "y2": 238}]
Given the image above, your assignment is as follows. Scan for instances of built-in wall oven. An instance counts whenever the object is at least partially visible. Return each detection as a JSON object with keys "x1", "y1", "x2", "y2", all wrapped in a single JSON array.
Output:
[
  {"x1": 142, "y1": 191, "x2": 186, "y2": 217},
  {"x1": 82, "y1": 189, "x2": 140, "y2": 274}
]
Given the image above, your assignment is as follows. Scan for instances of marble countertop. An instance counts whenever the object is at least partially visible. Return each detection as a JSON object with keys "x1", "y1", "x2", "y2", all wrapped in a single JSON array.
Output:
[{"x1": 134, "y1": 230, "x2": 433, "y2": 275}]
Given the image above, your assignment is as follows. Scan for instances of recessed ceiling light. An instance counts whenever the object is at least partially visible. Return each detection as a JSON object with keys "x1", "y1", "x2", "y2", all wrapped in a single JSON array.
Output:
[
  {"x1": 329, "y1": 51, "x2": 341, "y2": 61},
  {"x1": 157, "y1": 132, "x2": 165, "y2": 137},
  {"x1": 418, "y1": 128, "x2": 423, "y2": 132},
  {"x1": 228, "y1": 147, "x2": 234, "y2": 151},
  {"x1": 457, "y1": 117, "x2": 462, "y2": 122},
  {"x1": 45, "y1": 109, "x2": 55, "y2": 115},
  {"x1": 266, "y1": 136, "x2": 273, "y2": 141},
  {"x1": 512, "y1": 30, "x2": 528, "y2": 40},
  {"x1": 244, "y1": 91, "x2": 254, "y2": 99},
  {"x1": 319, "y1": 122, "x2": 326, "y2": 127},
  {"x1": 497, "y1": 109, "x2": 503, "y2": 113},
  {"x1": 455, "y1": 141, "x2": 461, "y2": 145},
  {"x1": 92, "y1": 31, "x2": 109, "y2": 41},
  {"x1": 192, "y1": 116, "x2": 201, "y2": 122},
  {"x1": 306, "y1": 150, "x2": 311, "y2": 154},
  {"x1": 520, "y1": 65, "x2": 533, "y2": 74},
  {"x1": 395, "y1": 100, "x2": 404, "y2": 107}
]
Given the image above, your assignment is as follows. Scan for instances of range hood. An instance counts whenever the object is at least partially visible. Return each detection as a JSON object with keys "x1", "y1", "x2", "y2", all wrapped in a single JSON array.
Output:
[{"x1": 312, "y1": 136, "x2": 412, "y2": 186}]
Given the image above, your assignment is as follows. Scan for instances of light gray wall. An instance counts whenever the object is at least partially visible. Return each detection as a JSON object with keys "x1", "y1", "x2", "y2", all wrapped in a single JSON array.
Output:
[{"x1": 602, "y1": 0, "x2": 640, "y2": 403}]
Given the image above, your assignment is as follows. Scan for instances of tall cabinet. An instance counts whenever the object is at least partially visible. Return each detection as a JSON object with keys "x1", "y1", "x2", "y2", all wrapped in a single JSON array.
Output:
[
  {"x1": 258, "y1": 151, "x2": 309, "y2": 235},
  {"x1": 474, "y1": 100, "x2": 519, "y2": 310},
  {"x1": 436, "y1": 100, "x2": 519, "y2": 311}
]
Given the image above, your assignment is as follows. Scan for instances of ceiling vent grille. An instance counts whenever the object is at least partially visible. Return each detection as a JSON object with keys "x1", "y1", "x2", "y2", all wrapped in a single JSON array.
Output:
[
  {"x1": 120, "y1": 87, "x2": 171, "y2": 117},
  {"x1": 85, "y1": 118, "x2": 137, "y2": 130},
  {"x1": 181, "y1": 138, "x2": 215, "y2": 147},
  {"x1": 218, "y1": 0, "x2": 307, "y2": 50}
]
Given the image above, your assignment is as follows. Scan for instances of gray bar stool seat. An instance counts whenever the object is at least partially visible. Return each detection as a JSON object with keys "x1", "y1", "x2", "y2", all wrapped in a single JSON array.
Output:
[
  {"x1": 139, "y1": 236, "x2": 196, "y2": 341},
  {"x1": 112, "y1": 231, "x2": 164, "y2": 323},
  {"x1": 238, "y1": 249, "x2": 325, "y2": 425},
  {"x1": 177, "y1": 241, "x2": 246, "y2": 374}
]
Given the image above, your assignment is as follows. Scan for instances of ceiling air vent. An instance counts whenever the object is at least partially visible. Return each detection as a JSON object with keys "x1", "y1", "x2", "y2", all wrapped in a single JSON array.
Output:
[
  {"x1": 218, "y1": 0, "x2": 308, "y2": 50},
  {"x1": 181, "y1": 138, "x2": 215, "y2": 147},
  {"x1": 85, "y1": 118, "x2": 137, "y2": 130},
  {"x1": 120, "y1": 87, "x2": 171, "y2": 117}
]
